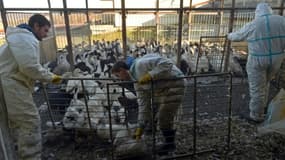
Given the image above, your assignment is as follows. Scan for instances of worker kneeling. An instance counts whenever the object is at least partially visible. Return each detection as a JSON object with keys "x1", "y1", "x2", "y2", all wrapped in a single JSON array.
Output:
[{"x1": 111, "y1": 53, "x2": 185, "y2": 156}]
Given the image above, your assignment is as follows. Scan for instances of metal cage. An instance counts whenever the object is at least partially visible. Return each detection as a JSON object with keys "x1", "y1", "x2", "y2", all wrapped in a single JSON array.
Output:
[{"x1": 38, "y1": 73, "x2": 232, "y2": 159}]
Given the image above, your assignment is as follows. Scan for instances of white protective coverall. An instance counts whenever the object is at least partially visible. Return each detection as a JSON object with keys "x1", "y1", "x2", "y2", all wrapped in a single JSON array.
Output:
[
  {"x1": 228, "y1": 3, "x2": 285, "y2": 120},
  {"x1": 0, "y1": 26, "x2": 54, "y2": 160},
  {"x1": 129, "y1": 53, "x2": 185, "y2": 130}
]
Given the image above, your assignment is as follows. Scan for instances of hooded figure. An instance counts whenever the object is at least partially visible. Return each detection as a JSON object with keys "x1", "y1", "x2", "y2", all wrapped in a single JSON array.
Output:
[
  {"x1": 0, "y1": 14, "x2": 61, "y2": 160},
  {"x1": 228, "y1": 3, "x2": 285, "y2": 122}
]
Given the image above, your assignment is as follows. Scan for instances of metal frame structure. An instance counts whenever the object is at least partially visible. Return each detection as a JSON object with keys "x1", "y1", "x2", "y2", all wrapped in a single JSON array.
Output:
[
  {"x1": 195, "y1": 35, "x2": 228, "y2": 73},
  {"x1": 39, "y1": 72, "x2": 232, "y2": 159},
  {"x1": 0, "y1": 0, "x2": 283, "y2": 70}
]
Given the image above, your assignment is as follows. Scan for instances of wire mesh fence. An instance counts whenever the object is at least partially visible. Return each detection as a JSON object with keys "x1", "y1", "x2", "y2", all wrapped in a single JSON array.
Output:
[
  {"x1": 37, "y1": 73, "x2": 232, "y2": 159},
  {"x1": 196, "y1": 36, "x2": 228, "y2": 73},
  {"x1": 175, "y1": 73, "x2": 232, "y2": 158},
  {"x1": 0, "y1": 9, "x2": 257, "y2": 48}
]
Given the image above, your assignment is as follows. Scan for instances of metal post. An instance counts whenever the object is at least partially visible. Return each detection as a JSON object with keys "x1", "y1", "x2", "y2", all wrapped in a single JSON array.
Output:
[
  {"x1": 193, "y1": 76, "x2": 197, "y2": 155},
  {"x1": 195, "y1": 37, "x2": 203, "y2": 73},
  {"x1": 63, "y1": 0, "x2": 74, "y2": 67},
  {"x1": 112, "y1": 0, "x2": 115, "y2": 9},
  {"x1": 81, "y1": 80, "x2": 93, "y2": 129},
  {"x1": 106, "y1": 84, "x2": 114, "y2": 160},
  {"x1": 42, "y1": 83, "x2": 56, "y2": 129},
  {"x1": 121, "y1": 0, "x2": 127, "y2": 58},
  {"x1": 279, "y1": 0, "x2": 284, "y2": 16},
  {"x1": 176, "y1": 0, "x2": 183, "y2": 68},
  {"x1": 224, "y1": 0, "x2": 235, "y2": 72},
  {"x1": 227, "y1": 73, "x2": 233, "y2": 150},
  {"x1": 0, "y1": 0, "x2": 8, "y2": 33},
  {"x1": 188, "y1": 0, "x2": 193, "y2": 42},
  {"x1": 121, "y1": 87, "x2": 129, "y2": 130},
  {"x1": 220, "y1": 36, "x2": 228, "y2": 72},
  {"x1": 155, "y1": 0, "x2": 159, "y2": 42},
  {"x1": 47, "y1": 0, "x2": 58, "y2": 52},
  {"x1": 216, "y1": 0, "x2": 224, "y2": 36},
  {"x1": 85, "y1": 0, "x2": 92, "y2": 49},
  {"x1": 150, "y1": 80, "x2": 156, "y2": 160}
]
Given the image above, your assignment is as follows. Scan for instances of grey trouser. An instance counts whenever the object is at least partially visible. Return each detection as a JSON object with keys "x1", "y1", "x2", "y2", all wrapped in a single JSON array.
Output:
[{"x1": 137, "y1": 78, "x2": 185, "y2": 130}]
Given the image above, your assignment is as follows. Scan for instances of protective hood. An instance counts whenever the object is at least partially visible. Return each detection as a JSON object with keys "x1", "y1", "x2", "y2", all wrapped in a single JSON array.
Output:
[
  {"x1": 6, "y1": 26, "x2": 34, "y2": 40},
  {"x1": 17, "y1": 23, "x2": 41, "y2": 41},
  {"x1": 255, "y1": 2, "x2": 273, "y2": 18}
]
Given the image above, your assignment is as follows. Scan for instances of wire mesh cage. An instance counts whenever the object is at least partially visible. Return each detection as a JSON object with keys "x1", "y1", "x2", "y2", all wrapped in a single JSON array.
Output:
[
  {"x1": 174, "y1": 73, "x2": 232, "y2": 159},
  {"x1": 195, "y1": 36, "x2": 228, "y2": 74},
  {"x1": 37, "y1": 73, "x2": 232, "y2": 160},
  {"x1": 38, "y1": 77, "x2": 139, "y2": 159}
]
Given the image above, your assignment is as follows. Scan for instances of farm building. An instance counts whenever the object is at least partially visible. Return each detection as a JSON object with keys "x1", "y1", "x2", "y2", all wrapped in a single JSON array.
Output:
[{"x1": 0, "y1": 0, "x2": 285, "y2": 160}]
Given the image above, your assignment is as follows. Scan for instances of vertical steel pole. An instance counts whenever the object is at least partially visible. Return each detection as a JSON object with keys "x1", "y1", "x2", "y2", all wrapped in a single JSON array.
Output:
[
  {"x1": 227, "y1": 73, "x2": 233, "y2": 150},
  {"x1": 217, "y1": 0, "x2": 224, "y2": 36},
  {"x1": 224, "y1": 0, "x2": 235, "y2": 72},
  {"x1": 0, "y1": 0, "x2": 7, "y2": 33},
  {"x1": 193, "y1": 76, "x2": 197, "y2": 155},
  {"x1": 85, "y1": 0, "x2": 92, "y2": 49},
  {"x1": 47, "y1": 0, "x2": 58, "y2": 53},
  {"x1": 112, "y1": 0, "x2": 115, "y2": 9},
  {"x1": 188, "y1": 0, "x2": 193, "y2": 42},
  {"x1": 106, "y1": 84, "x2": 114, "y2": 160},
  {"x1": 42, "y1": 83, "x2": 56, "y2": 129},
  {"x1": 155, "y1": 0, "x2": 159, "y2": 42},
  {"x1": 150, "y1": 80, "x2": 156, "y2": 160},
  {"x1": 121, "y1": 0, "x2": 127, "y2": 58},
  {"x1": 63, "y1": 0, "x2": 74, "y2": 67},
  {"x1": 177, "y1": 0, "x2": 183, "y2": 68},
  {"x1": 81, "y1": 80, "x2": 92, "y2": 129},
  {"x1": 279, "y1": 0, "x2": 284, "y2": 16}
]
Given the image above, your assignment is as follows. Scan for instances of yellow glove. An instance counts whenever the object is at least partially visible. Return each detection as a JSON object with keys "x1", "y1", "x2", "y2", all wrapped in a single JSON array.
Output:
[
  {"x1": 138, "y1": 73, "x2": 152, "y2": 84},
  {"x1": 51, "y1": 75, "x2": 62, "y2": 84},
  {"x1": 133, "y1": 128, "x2": 143, "y2": 140}
]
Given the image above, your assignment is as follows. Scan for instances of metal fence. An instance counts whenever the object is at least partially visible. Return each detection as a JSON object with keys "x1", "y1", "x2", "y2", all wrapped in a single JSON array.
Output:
[
  {"x1": 0, "y1": 0, "x2": 283, "y2": 69},
  {"x1": 38, "y1": 73, "x2": 232, "y2": 159},
  {"x1": 196, "y1": 36, "x2": 228, "y2": 73}
]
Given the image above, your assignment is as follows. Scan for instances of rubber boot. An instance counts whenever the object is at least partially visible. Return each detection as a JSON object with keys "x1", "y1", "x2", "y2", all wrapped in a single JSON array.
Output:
[{"x1": 157, "y1": 129, "x2": 176, "y2": 156}]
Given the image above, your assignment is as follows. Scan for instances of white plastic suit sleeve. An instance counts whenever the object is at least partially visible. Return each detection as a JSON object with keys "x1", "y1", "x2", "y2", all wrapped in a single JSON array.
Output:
[
  {"x1": 228, "y1": 22, "x2": 255, "y2": 42},
  {"x1": 7, "y1": 39, "x2": 53, "y2": 82}
]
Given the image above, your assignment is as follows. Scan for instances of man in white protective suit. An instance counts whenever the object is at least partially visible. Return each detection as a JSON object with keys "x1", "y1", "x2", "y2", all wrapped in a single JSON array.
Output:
[
  {"x1": 0, "y1": 14, "x2": 62, "y2": 160},
  {"x1": 227, "y1": 3, "x2": 285, "y2": 123},
  {"x1": 111, "y1": 53, "x2": 185, "y2": 156}
]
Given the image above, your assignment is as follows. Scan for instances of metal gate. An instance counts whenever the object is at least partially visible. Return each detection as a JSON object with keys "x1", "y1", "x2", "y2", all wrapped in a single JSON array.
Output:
[{"x1": 195, "y1": 36, "x2": 228, "y2": 74}]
